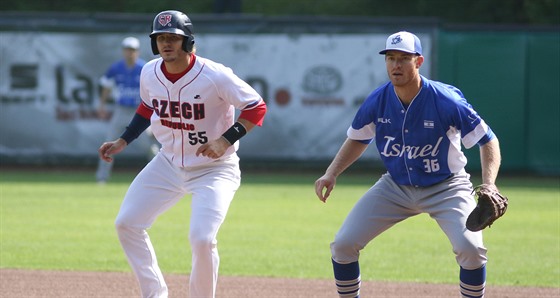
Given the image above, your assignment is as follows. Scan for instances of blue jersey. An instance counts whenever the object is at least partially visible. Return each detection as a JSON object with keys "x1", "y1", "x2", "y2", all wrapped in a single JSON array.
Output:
[
  {"x1": 348, "y1": 75, "x2": 495, "y2": 187},
  {"x1": 100, "y1": 59, "x2": 146, "y2": 107}
]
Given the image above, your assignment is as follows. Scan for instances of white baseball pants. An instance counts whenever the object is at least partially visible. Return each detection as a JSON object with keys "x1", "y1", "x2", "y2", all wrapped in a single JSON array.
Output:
[{"x1": 115, "y1": 153, "x2": 240, "y2": 298}]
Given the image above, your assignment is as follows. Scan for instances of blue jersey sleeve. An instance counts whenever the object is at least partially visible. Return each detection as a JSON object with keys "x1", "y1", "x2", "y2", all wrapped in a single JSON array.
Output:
[
  {"x1": 347, "y1": 83, "x2": 392, "y2": 144},
  {"x1": 441, "y1": 85, "x2": 494, "y2": 149}
]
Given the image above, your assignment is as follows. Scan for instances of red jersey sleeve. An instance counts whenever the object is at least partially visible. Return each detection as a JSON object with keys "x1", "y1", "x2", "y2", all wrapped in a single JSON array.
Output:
[
  {"x1": 239, "y1": 99, "x2": 267, "y2": 126},
  {"x1": 136, "y1": 102, "x2": 154, "y2": 119}
]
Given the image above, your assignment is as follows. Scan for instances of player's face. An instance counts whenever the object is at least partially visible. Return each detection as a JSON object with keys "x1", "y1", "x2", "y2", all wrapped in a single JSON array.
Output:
[
  {"x1": 122, "y1": 48, "x2": 139, "y2": 65},
  {"x1": 384, "y1": 51, "x2": 423, "y2": 87},
  {"x1": 156, "y1": 33, "x2": 188, "y2": 62}
]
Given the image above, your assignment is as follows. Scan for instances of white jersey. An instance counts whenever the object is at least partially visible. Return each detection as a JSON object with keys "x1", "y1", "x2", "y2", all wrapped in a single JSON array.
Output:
[{"x1": 139, "y1": 55, "x2": 262, "y2": 168}]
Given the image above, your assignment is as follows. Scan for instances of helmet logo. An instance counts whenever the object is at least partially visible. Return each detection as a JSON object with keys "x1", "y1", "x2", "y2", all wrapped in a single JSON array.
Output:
[{"x1": 158, "y1": 14, "x2": 172, "y2": 27}]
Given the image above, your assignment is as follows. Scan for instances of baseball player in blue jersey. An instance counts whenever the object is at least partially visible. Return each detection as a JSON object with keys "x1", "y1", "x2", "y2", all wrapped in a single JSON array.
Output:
[
  {"x1": 315, "y1": 31, "x2": 502, "y2": 298},
  {"x1": 96, "y1": 37, "x2": 155, "y2": 183}
]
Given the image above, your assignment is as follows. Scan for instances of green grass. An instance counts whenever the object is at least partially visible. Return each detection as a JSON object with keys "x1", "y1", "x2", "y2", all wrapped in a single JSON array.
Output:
[{"x1": 0, "y1": 169, "x2": 558, "y2": 288}]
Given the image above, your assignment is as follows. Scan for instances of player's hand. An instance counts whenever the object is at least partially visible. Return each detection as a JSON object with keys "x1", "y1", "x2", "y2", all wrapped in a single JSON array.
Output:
[
  {"x1": 195, "y1": 137, "x2": 230, "y2": 159},
  {"x1": 98, "y1": 138, "x2": 127, "y2": 162},
  {"x1": 315, "y1": 174, "x2": 336, "y2": 203}
]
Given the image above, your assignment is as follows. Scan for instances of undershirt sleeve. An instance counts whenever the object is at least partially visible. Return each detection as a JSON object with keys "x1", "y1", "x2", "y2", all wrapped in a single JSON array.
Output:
[{"x1": 119, "y1": 103, "x2": 153, "y2": 144}]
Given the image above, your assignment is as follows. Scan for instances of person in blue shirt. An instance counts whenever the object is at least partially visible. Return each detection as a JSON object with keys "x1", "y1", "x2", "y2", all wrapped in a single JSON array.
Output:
[
  {"x1": 96, "y1": 37, "x2": 155, "y2": 183},
  {"x1": 315, "y1": 31, "x2": 502, "y2": 298}
]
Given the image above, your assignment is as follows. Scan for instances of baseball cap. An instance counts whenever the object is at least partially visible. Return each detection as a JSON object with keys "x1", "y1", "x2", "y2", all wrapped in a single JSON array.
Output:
[
  {"x1": 379, "y1": 31, "x2": 422, "y2": 55},
  {"x1": 122, "y1": 37, "x2": 140, "y2": 50}
]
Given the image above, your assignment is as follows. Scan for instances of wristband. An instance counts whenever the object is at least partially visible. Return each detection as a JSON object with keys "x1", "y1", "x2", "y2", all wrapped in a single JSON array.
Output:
[{"x1": 221, "y1": 122, "x2": 247, "y2": 145}]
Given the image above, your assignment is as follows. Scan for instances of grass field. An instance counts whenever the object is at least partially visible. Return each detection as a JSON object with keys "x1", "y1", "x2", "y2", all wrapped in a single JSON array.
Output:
[{"x1": 0, "y1": 168, "x2": 558, "y2": 288}]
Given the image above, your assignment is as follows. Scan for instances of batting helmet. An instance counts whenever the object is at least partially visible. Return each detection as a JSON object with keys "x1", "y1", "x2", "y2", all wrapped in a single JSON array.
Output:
[{"x1": 150, "y1": 10, "x2": 195, "y2": 55}]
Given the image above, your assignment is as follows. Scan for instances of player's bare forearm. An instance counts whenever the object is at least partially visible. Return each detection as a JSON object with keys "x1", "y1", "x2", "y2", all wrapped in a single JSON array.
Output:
[
  {"x1": 97, "y1": 87, "x2": 112, "y2": 119},
  {"x1": 480, "y1": 138, "x2": 501, "y2": 185},
  {"x1": 98, "y1": 138, "x2": 127, "y2": 162},
  {"x1": 315, "y1": 139, "x2": 368, "y2": 202},
  {"x1": 326, "y1": 139, "x2": 368, "y2": 177}
]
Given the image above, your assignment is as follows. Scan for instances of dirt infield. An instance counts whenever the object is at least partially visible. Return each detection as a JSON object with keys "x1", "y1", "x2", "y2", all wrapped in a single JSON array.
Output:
[{"x1": 1, "y1": 269, "x2": 558, "y2": 297}]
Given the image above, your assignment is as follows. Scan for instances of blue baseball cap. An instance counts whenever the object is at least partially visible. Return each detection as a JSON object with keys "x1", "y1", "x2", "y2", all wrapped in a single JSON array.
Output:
[{"x1": 379, "y1": 31, "x2": 422, "y2": 55}]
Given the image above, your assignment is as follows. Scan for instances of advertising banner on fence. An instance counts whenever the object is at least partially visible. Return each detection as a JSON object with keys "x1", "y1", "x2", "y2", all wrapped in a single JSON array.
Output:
[{"x1": 0, "y1": 32, "x2": 431, "y2": 162}]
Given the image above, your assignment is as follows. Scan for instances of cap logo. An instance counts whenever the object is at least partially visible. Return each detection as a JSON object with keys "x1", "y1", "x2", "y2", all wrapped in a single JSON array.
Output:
[
  {"x1": 158, "y1": 14, "x2": 172, "y2": 27},
  {"x1": 391, "y1": 35, "x2": 403, "y2": 45}
]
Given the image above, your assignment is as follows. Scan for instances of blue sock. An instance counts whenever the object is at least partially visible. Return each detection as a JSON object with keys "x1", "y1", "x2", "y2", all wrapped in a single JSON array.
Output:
[
  {"x1": 460, "y1": 265, "x2": 486, "y2": 298},
  {"x1": 332, "y1": 259, "x2": 361, "y2": 298}
]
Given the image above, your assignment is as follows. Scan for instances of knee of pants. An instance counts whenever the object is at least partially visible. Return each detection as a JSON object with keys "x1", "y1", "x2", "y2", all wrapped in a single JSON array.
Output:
[
  {"x1": 454, "y1": 240, "x2": 488, "y2": 270},
  {"x1": 114, "y1": 217, "x2": 142, "y2": 237},
  {"x1": 330, "y1": 234, "x2": 362, "y2": 263},
  {"x1": 189, "y1": 232, "x2": 216, "y2": 254}
]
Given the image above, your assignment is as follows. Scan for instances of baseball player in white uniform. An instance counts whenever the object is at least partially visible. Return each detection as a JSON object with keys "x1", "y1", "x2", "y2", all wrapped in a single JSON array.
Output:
[
  {"x1": 97, "y1": 10, "x2": 267, "y2": 298},
  {"x1": 315, "y1": 31, "x2": 502, "y2": 298}
]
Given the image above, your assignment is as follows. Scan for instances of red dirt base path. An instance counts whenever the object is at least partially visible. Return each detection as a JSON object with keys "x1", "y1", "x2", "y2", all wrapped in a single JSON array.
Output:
[{"x1": 1, "y1": 269, "x2": 558, "y2": 297}]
